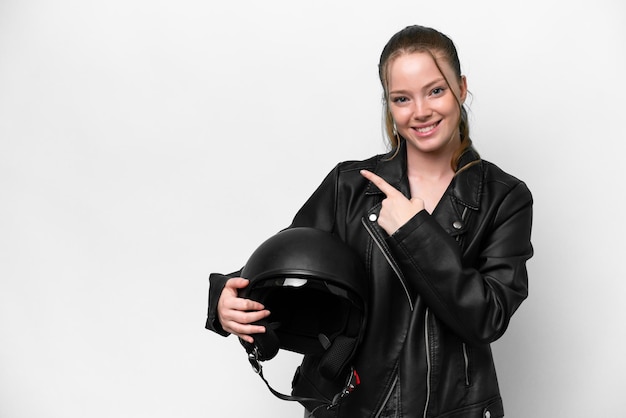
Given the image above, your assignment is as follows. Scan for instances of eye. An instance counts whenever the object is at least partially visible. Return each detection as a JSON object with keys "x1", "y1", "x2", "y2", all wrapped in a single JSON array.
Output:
[
  {"x1": 391, "y1": 96, "x2": 409, "y2": 104},
  {"x1": 431, "y1": 87, "x2": 445, "y2": 96}
]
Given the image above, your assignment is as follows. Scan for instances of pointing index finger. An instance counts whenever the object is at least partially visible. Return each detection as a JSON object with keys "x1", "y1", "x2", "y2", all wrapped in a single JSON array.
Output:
[{"x1": 360, "y1": 169, "x2": 401, "y2": 197}]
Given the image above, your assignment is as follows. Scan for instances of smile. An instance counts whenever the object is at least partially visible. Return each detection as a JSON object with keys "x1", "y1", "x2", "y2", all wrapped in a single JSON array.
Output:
[{"x1": 412, "y1": 121, "x2": 440, "y2": 134}]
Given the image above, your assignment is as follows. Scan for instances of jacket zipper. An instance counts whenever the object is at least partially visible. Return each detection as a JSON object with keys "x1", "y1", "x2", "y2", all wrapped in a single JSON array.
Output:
[
  {"x1": 456, "y1": 207, "x2": 470, "y2": 387},
  {"x1": 362, "y1": 216, "x2": 414, "y2": 417},
  {"x1": 462, "y1": 343, "x2": 470, "y2": 386},
  {"x1": 365, "y1": 201, "x2": 470, "y2": 417},
  {"x1": 423, "y1": 308, "x2": 431, "y2": 418},
  {"x1": 373, "y1": 374, "x2": 398, "y2": 418},
  {"x1": 372, "y1": 309, "x2": 433, "y2": 418},
  {"x1": 361, "y1": 217, "x2": 414, "y2": 311}
]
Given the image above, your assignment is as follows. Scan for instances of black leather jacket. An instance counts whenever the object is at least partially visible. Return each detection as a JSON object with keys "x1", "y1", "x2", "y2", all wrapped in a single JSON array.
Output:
[{"x1": 206, "y1": 141, "x2": 533, "y2": 417}]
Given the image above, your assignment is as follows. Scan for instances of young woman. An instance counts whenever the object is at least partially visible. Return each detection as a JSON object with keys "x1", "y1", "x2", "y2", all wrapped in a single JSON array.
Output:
[{"x1": 206, "y1": 25, "x2": 533, "y2": 418}]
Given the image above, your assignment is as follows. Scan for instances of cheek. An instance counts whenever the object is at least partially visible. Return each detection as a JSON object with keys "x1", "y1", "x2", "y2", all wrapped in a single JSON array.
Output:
[
  {"x1": 431, "y1": 98, "x2": 460, "y2": 121},
  {"x1": 390, "y1": 107, "x2": 412, "y2": 126}
]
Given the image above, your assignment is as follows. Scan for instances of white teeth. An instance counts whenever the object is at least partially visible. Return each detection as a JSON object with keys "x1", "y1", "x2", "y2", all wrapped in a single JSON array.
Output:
[{"x1": 416, "y1": 123, "x2": 437, "y2": 133}]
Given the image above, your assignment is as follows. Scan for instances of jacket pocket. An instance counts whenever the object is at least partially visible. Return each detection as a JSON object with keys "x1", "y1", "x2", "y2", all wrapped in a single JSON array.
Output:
[{"x1": 436, "y1": 396, "x2": 504, "y2": 418}]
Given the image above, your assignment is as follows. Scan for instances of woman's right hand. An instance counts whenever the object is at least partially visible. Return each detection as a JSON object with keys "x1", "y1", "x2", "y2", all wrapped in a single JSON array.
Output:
[{"x1": 217, "y1": 277, "x2": 270, "y2": 344}]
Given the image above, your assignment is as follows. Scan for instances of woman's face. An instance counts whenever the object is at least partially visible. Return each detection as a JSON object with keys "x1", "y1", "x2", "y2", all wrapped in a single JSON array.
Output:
[{"x1": 387, "y1": 52, "x2": 467, "y2": 157}]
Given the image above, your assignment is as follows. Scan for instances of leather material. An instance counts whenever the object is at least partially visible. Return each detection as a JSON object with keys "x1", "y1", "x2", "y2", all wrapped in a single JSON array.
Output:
[{"x1": 207, "y1": 140, "x2": 533, "y2": 417}]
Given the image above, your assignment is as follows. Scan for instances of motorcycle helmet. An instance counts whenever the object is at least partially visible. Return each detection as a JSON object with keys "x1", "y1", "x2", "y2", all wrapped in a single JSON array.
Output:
[{"x1": 239, "y1": 227, "x2": 367, "y2": 383}]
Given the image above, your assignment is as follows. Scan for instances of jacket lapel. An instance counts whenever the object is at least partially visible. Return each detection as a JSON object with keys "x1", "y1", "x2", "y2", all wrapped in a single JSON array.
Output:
[
  {"x1": 365, "y1": 140, "x2": 411, "y2": 199},
  {"x1": 364, "y1": 140, "x2": 484, "y2": 238},
  {"x1": 433, "y1": 148, "x2": 483, "y2": 238}
]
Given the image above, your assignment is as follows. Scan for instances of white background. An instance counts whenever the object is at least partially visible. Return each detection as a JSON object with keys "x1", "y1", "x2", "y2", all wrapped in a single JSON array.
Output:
[{"x1": 1, "y1": 0, "x2": 625, "y2": 417}]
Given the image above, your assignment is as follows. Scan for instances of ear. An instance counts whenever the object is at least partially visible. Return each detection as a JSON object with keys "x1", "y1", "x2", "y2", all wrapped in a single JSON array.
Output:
[{"x1": 459, "y1": 75, "x2": 468, "y2": 103}]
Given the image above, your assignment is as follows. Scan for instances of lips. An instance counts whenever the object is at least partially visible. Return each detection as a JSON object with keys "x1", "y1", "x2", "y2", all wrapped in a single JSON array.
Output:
[{"x1": 412, "y1": 121, "x2": 440, "y2": 135}]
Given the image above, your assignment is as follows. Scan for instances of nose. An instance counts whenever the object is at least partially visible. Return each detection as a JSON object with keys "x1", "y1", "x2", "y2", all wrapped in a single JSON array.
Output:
[{"x1": 412, "y1": 98, "x2": 432, "y2": 120}]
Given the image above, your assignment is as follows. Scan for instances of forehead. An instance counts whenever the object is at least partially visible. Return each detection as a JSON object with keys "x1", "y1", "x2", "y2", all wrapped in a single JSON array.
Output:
[
  {"x1": 387, "y1": 51, "x2": 456, "y2": 88},
  {"x1": 385, "y1": 51, "x2": 458, "y2": 92}
]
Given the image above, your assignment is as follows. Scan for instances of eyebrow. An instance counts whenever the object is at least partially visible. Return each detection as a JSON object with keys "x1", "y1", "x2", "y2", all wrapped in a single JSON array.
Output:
[{"x1": 389, "y1": 77, "x2": 447, "y2": 95}]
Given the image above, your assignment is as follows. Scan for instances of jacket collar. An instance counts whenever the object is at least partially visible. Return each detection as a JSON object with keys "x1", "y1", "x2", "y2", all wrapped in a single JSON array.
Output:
[{"x1": 365, "y1": 139, "x2": 483, "y2": 210}]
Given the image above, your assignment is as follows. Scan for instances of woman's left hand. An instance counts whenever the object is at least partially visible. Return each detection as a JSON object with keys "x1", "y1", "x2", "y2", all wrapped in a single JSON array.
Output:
[{"x1": 361, "y1": 169, "x2": 425, "y2": 235}]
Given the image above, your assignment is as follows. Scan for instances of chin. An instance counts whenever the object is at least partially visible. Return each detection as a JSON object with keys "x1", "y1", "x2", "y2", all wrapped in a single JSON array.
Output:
[{"x1": 406, "y1": 138, "x2": 451, "y2": 154}]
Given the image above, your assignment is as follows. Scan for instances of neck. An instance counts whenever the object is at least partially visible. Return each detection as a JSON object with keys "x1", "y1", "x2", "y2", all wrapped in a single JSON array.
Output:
[{"x1": 405, "y1": 143, "x2": 458, "y2": 180}]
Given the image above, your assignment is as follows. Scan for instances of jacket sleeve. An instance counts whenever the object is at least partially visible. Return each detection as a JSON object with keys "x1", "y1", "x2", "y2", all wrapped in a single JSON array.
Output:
[
  {"x1": 288, "y1": 164, "x2": 339, "y2": 232},
  {"x1": 205, "y1": 269, "x2": 242, "y2": 336},
  {"x1": 386, "y1": 181, "x2": 533, "y2": 345}
]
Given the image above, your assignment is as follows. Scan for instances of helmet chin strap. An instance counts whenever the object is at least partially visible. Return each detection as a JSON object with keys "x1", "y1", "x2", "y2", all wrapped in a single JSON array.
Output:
[{"x1": 246, "y1": 346, "x2": 360, "y2": 410}]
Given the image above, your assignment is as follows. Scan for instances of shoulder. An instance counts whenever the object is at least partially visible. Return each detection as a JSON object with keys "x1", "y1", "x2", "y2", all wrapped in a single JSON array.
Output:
[
  {"x1": 335, "y1": 152, "x2": 386, "y2": 174},
  {"x1": 481, "y1": 160, "x2": 523, "y2": 185},
  {"x1": 321, "y1": 152, "x2": 389, "y2": 187},
  {"x1": 480, "y1": 159, "x2": 533, "y2": 205}
]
